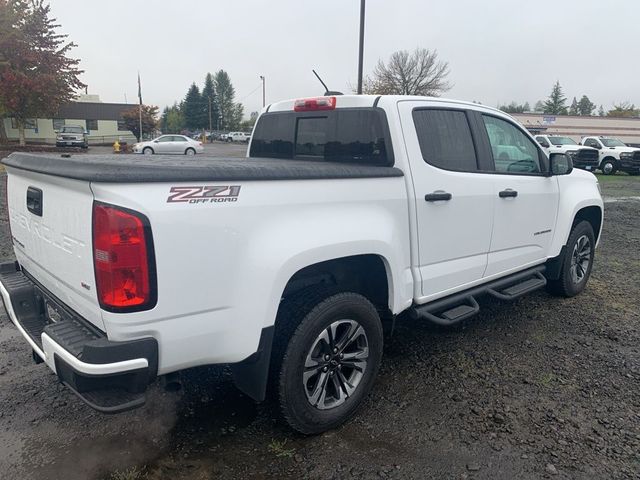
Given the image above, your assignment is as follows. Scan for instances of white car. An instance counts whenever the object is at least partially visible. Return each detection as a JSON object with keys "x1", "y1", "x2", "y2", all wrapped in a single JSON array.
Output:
[
  {"x1": 1, "y1": 95, "x2": 603, "y2": 434},
  {"x1": 133, "y1": 135, "x2": 204, "y2": 155}
]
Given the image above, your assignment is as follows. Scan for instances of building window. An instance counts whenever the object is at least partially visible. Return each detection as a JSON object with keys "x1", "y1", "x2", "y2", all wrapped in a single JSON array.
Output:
[
  {"x1": 53, "y1": 118, "x2": 65, "y2": 131},
  {"x1": 86, "y1": 119, "x2": 98, "y2": 131},
  {"x1": 117, "y1": 119, "x2": 128, "y2": 131},
  {"x1": 10, "y1": 118, "x2": 37, "y2": 129}
]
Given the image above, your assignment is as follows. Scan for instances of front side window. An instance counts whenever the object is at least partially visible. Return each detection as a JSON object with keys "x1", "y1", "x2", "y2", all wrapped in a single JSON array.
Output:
[
  {"x1": 585, "y1": 138, "x2": 601, "y2": 148},
  {"x1": 157, "y1": 136, "x2": 173, "y2": 142},
  {"x1": 412, "y1": 109, "x2": 478, "y2": 172},
  {"x1": 482, "y1": 115, "x2": 542, "y2": 174}
]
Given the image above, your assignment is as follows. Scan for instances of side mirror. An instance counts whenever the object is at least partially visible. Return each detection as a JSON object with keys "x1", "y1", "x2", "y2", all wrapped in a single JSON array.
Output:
[
  {"x1": 550, "y1": 153, "x2": 573, "y2": 176},
  {"x1": 153, "y1": 139, "x2": 159, "y2": 143}
]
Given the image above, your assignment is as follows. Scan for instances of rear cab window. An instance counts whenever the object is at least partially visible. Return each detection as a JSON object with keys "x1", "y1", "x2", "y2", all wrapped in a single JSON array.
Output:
[{"x1": 250, "y1": 108, "x2": 393, "y2": 166}]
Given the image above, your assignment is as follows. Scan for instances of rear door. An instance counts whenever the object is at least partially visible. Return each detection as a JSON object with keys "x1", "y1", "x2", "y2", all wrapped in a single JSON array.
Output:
[
  {"x1": 171, "y1": 135, "x2": 188, "y2": 153},
  {"x1": 474, "y1": 113, "x2": 559, "y2": 276},
  {"x1": 6, "y1": 168, "x2": 104, "y2": 330},
  {"x1": 398, "y1": 101, "x2": 495, "y2": 300}
]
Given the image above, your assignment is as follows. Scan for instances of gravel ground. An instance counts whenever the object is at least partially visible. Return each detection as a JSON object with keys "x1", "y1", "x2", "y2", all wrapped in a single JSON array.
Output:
[{"x1": 0, "y1": 163, "x2": 638, "y2": 480}]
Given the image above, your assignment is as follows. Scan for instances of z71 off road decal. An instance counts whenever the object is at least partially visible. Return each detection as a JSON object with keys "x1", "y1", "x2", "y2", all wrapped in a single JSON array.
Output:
[{"x1": 167, "y1": 185, "x2": 241, "y2": 204}]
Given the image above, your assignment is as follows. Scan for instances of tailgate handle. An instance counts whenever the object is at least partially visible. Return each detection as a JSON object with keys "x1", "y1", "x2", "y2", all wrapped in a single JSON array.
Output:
[{"x1": 26, "y1": 187, "x2": 43, "y2": 216}]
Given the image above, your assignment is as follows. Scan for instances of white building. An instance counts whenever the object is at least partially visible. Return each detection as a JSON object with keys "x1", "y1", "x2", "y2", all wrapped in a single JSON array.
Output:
[
  {"x1": 2, "y1": 95, "x2": 138, "y2": 145},
  {"x1": 513, "y1": 113, "x2": 640, "y2": 146}
]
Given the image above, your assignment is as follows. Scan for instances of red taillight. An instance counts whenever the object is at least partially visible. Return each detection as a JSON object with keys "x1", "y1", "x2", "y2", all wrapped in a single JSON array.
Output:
[
  {"x1": 92, "y1": 202, "x2": 155, "y2": 312},
  {"x1": 293, "y1": 96, "x2": 336, "y2": 112}
]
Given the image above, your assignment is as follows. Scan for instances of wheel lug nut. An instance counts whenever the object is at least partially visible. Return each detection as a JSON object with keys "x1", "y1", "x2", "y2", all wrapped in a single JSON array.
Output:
[
  {"x1": 330, "y1": 371, "x2": 334, "y2": 376},
  {"x1": 333, "y1": 348, "x2": 338, "y2": 354},
  {"x1": 339, "y1": 353, "x2": 344, "y2": 359},
  {"x1": 322, "y1": 366, "x2": 328, "y2": 372},
  {"x1": 324, "y1": 354, "x2": 330, "y2": 361}
]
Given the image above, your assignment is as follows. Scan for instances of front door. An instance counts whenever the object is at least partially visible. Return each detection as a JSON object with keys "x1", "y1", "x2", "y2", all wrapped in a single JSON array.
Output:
[
  {"x1": 477, "y1": 113, "x2": 560, "y2": 276},
  {"x1": 398, "y1": 101, "x2": 495, "y2": 300}
]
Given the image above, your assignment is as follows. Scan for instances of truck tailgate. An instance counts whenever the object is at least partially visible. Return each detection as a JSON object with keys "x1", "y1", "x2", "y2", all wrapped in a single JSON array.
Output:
[{"x1": 6, "y1": 166, "x2": 104, "y2": 331}]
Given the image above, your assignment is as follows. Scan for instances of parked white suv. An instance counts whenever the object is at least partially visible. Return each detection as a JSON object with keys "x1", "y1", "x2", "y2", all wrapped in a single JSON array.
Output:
[
  {"x1": 1, "y1": 95, "x2": 603, "y2": 434},
  {"x1": 225, "y1": 131, "x2": 251, "y2": 143},
  {"x1": 580, "y1": 136, "x2": 640, "y2": 175},
  {"x1": 535, "y1": 135, "x2": 599, "y2": 171}
]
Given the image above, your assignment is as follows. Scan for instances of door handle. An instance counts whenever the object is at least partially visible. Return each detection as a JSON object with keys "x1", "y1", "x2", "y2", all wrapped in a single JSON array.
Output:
[
  {"x1": 424, "y1": 191, "x2": 452, "y2": 202},
  {"x1": 499, "y1": 189, "x2": 518, "y2": 198}
]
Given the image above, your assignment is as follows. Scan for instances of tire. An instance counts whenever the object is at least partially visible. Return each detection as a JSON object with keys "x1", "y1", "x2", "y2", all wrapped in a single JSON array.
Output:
[
  {"x1": 547, "y1": 220, "x2": 595, "y2": 297},
  {"x1": 185, "y1": 148, "x2": 196, "y2": 156},
  {"x1": 142, "y1": 147, "x2": 154, "y2": 155},
  {"x1": 600, "y1": 158, "x2": 617, "y2": 175},
  {"x1": 227, "y1": 138, "x2": 232, "y2": 143},
  {"x1": 273, "y1": 290, "x2": 383, "y2": 434}
]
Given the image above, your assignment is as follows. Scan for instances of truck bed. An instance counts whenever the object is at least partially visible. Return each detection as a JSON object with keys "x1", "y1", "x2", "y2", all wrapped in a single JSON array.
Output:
[{"x1": 2, "y1": 153, "x2": 404, "y2": 183}]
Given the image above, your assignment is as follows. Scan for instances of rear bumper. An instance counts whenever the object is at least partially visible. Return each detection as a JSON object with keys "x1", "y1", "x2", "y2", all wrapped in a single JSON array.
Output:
[{"x1": 0, "y1": 262, "x2": 158, "y2": 413}]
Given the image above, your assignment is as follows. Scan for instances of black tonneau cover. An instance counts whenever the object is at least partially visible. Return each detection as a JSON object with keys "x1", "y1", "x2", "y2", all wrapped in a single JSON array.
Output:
[{"x1": 2, "y1": 153, "x2": 403, "y2": 183}]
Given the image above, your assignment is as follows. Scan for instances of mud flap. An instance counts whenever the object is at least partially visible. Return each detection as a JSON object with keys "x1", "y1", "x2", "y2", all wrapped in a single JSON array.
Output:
[{"x1": 230, "y1": 326, "x2": 274, "y2": 402}]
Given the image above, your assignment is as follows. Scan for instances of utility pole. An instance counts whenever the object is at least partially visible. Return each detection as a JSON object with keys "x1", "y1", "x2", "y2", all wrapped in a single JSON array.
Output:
[
  {"x1": 260, "y1": 75, "x2": 266, "y2": 107},
  {"x1": 357, "y1": 0, "x2": 366, "y2": 94},
  {"x1": 208, "y1": 95, "x2": 212, "y2": 132}
]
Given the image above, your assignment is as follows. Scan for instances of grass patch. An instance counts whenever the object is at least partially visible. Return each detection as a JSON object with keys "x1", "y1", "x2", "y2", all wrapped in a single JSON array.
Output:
[
  {"x1": 110, "y1": 467, "x2": 145, "y2": 480},
  {"x1": 267, "y1": 438, "x2": 296, "y2": 458},
  {"x1": 538, "y1": 372, "x2": 556, "y2": 387}
]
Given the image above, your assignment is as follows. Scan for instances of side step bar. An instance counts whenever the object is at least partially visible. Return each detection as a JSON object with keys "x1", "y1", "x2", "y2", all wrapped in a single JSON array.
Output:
[{"x1": 410, "y1": 266, "x2": 547, "y2": 326}]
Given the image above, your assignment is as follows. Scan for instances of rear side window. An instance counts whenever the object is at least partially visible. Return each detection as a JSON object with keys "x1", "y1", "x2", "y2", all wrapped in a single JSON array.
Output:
[
  {"x1": 250, "y1": 109, "x2": 392, "y2": 166},
  {"x1": 412, "y1": 109, "x2": 478, "y2": 171}
]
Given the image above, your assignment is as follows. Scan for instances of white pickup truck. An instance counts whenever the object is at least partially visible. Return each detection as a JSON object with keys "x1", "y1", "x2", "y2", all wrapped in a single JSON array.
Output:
[
  {"x1": 1, "y1": 95, "x2": 603, "y2": 434},
  {"x1": 534, "y1": 135, "x2": 599, "y2": 171},
  {"x1": 580, "y1": 136, "x2": 640, "y2": 175}
]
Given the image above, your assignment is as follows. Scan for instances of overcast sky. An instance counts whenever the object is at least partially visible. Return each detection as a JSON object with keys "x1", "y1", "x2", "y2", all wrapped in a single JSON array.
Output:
[{"x1": 49, "y1": 0, "x2": 639, "y2": 115}]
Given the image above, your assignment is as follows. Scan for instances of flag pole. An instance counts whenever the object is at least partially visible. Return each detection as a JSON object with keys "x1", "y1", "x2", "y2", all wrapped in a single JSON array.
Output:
[{"x1": 138, "y1": 72, "x2": 143, "y2": 141}]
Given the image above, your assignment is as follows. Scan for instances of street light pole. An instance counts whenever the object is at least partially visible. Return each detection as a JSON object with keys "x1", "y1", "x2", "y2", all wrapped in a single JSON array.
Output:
[
  {"x1": 357, "y1": 0, "x2": 365, "y2": 94},
  {"x1": 260, "y1": 75, "x2": 265, "y2": 107}
]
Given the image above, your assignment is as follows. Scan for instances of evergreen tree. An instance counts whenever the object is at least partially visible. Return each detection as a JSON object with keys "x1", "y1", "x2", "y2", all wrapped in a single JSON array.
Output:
[
  {"x1": 201, "y1": 72, "x2": 218, "y2": 131},
  {"x1": 533, "y1": 100, "x2": 544, "y2": 112},
  {"x1": 543, "y1": 81, "x2": 568, "y2": 115},
  {"x1": 183, "y1": 83, "x2": 205, "y2": 129},
  {"x1": 568, "y1": 97, "x2": 578, "y2": 115},
  {"x1": 214, "y1": 70, "x2": 237, "y2": 130},
  {"x1": 523, "y1": 102, "x2": 530, "y2": 112},
  {"x1": 577, "y1": 95, "x2": 596, "y2": 116},
  {"x1": 598, "y1": 105, "x2": 605, "y2": 116}
]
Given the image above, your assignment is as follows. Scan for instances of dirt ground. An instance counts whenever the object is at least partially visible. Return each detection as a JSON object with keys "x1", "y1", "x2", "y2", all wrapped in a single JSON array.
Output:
[{"x1": 0, "y1": 164, "x2": 638, "y2": 480}]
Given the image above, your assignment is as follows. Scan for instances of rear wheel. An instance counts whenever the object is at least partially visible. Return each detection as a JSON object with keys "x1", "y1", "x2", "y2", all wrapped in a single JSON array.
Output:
[
  {"x1": 142, "y1": 147, "x2": 154, "y2": 155},
  {"x1": 547, "y1": 221, "x2": 595, "y2": 297},
  {"x1": 600, "y1": 158, "x2": 617, "y2": 175},
  {"x1": 274, "y1": 291, "x2": 383, "y2": 434},
  {"x1": 185, "y1": 147, "x2": 196, "y2": 156}
]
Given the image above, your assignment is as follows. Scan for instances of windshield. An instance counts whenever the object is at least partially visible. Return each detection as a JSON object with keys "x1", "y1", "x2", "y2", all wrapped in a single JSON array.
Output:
[
  {"x1": 549, "y1": 136, "x2": 577, "y2": 146},
  {"x1": 601, "y1": 138, "x2": 627, "y2": 147},
  {"x1": 61, "y1": 126, "x2": 84, "y2": 134}
]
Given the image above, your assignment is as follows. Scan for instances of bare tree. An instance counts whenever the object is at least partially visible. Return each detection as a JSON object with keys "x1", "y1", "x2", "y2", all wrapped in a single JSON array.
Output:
[{"x1": 363, "y1": 48, "x2": 452, "y2": 96}]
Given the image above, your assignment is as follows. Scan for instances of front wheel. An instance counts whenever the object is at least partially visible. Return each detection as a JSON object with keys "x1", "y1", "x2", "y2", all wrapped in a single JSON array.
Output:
[
  {"x1": 275, "y1": 291, "x2": 383, "y2": 434},
  {"x1": 142, "y1": 147, "x2": 154, "y2": 155},
  {"x1": 547, "y1": 220, "x2": 595, "y2": 297},
  {"x1": 600, "y1": 158, "x2": 617, "y2": 175}
]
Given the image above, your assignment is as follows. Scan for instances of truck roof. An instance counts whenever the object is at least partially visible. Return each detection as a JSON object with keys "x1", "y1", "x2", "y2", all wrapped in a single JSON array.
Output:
[
  {"x1": 2, "y1": 153, "x2": 403, "y2": 183},
  {"x1": 267, "y1": 94, "x2": 504, "y2": 116}
]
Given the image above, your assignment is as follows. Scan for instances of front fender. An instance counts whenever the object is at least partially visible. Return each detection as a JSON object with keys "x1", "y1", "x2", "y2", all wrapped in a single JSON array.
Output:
[{"x1": 549, "y1": 170, "x2": 604, "y2": 257}]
